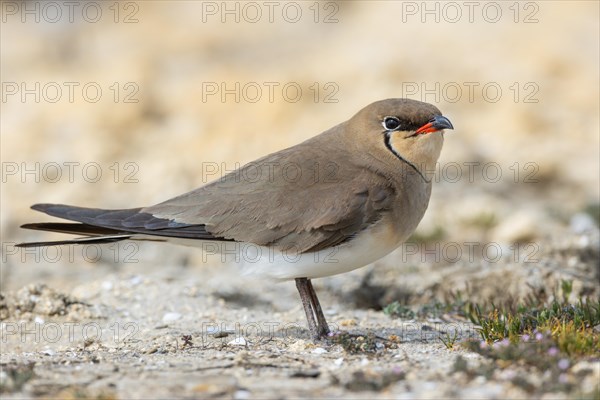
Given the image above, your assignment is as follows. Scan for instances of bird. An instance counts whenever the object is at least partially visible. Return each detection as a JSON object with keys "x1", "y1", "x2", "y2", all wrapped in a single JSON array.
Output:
[{"x1": 17, "y1": 98, "x2": 453, "y2": 340}]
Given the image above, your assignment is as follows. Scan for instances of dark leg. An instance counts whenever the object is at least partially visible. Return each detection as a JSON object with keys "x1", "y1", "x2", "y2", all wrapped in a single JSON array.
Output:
[
  {"x1": 306, "y1": 279, "x2": 330, "y2": 337},
  {"x1": 295, "y1": 278, "x2": 319, "y2": 339}
]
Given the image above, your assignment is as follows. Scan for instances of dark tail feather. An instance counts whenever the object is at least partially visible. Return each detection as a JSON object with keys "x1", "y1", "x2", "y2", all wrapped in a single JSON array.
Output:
[
  {"x1": 16, "y1": 235, "x2": 131, "y2": 248},
  {"x1": 18, "y1": 203, "x2": 228, "y2": 247},
  {"x1": 30, "y1": 203, "x2": 144, "y2": 227},
  {"x1": 21, "y1": 222, "x2": 125, "y2": 236},
  {"x1": 17, "y1": 222, "x2": 132, "y2": 247}
]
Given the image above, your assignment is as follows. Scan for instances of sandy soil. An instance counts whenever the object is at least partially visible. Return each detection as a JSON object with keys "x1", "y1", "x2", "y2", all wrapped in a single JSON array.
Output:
[{"x1": 1, "y1": 1, "x2": 599, "y2": 399}]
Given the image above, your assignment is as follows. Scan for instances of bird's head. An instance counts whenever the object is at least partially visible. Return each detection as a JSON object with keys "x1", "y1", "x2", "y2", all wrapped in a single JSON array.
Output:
[{"x1": 348, "y1": 98, "x2": 453, "y2": 181}]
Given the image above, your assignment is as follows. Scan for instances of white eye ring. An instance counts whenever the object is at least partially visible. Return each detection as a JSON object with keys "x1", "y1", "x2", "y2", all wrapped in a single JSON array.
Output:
[{"x1": 382, "y1": 116, "x2": 401, "y2": 131}]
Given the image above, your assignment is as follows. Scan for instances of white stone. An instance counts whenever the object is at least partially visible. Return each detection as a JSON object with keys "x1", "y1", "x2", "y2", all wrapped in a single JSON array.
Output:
[
  {"x1": 570, "y1": 213, "x2": 597, "y2": 233},
  {"x1": 228, "y1": 337, "x2": 247, "y2": 346},
  {"x1": 162, "y1": 312, "x2": 182, "y2": 323},
  {"x1": 493, "y1": 210, "x2": 542, "y2": 244}
]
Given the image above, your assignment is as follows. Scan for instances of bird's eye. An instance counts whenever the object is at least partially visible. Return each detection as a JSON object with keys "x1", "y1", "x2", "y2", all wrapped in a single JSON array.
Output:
[{"x1": 382, "y1": 116, "x2": 401, "y2": 131}]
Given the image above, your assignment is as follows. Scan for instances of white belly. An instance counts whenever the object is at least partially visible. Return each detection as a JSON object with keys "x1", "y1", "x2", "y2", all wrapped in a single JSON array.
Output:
[{"x1": 148, "y1": 218, "x2": 408, "y2": 281}]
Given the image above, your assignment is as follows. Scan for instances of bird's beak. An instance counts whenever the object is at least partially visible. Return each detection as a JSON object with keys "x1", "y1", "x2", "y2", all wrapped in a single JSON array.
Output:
[{"x1": 415, "y1": 115, "x2": 454, "y2": 135}]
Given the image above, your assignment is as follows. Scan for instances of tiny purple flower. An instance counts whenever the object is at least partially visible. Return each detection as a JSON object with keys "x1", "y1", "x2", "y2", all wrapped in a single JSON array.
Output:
[
  {"x1": 547, "y1": 347, "x2": 559, "y2": 356},
  {"x1": 558, "y1": 359, "x2": 570, "y2": 370},
  {"x1": 521, "y1": 334, "x2": 530, "y2": 342},
  {"x1": 558, "y1": 373, "x2": 568, "y2": 384},
  {"x1": 535, "y1": 332, "x2": 544, "y2": 341},
  {"x1": 479, "y1": 340, "x2": 487, "y2": 349}
]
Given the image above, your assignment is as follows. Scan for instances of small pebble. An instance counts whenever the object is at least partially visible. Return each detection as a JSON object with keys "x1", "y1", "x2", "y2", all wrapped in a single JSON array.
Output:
[
  {"x1": 129, "y1": 276, "x2": 143, "y2": 286},
  {"x1": 233, "y1": 390, "x2": 251, "y2": 400},
  {"x1": 570, "y1": 213, "x2": 597, "y2": 233},
  {"x1": 41, "y1": 348, "x2": 55, "y2": 356},
  {"x1": 290, "y1": 369, "x2": 320, "y2": 378},
  {"x1": 228, "y1": 337, "x2": 247, "y2": 346},
  {"x1": 162, "y1": 312, "x2": 182, "y2": 323}
]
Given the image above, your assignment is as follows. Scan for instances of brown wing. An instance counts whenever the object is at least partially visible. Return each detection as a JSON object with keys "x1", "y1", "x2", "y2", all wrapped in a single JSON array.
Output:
[{"x1": 143, "y1": 138, "x2": 395, "y2": 253}]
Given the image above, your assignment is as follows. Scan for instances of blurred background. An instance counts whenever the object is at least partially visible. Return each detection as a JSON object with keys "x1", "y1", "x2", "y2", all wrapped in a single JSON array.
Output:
[{"x1": 1, "y1": 1, "x2": 598, "y2": 302}]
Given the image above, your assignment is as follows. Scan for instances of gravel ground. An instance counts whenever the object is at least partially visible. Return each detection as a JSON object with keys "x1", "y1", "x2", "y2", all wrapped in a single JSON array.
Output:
[
  {"x1": 1, "y1": 1, "x2": 599, "y2": 399},
  {"x1": 1, "y1": 228, "x2": 598, "y2": 399}
]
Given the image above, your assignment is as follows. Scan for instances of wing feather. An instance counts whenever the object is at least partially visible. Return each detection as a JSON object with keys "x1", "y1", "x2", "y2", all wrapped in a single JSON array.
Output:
[{"x1": 144, "y1": 137, "x2": 395, "y2": 252}]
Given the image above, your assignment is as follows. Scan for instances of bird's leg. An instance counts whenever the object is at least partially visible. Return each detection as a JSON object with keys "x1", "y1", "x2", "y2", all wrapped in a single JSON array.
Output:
[
  {"x1": 306, "y1": 279, "x2": 330, "y2": 337},
  {"x1": 295, "y1": 278, "x2": 319, "y2": 340}
]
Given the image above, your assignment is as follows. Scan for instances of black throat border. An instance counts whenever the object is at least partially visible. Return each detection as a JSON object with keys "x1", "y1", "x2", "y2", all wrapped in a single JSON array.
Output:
[{"x1": 383, "y1": 132, "x2": 429, "y2": 183}]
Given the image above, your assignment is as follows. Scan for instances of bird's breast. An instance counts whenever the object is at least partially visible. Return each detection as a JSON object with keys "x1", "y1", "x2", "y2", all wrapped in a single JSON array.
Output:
[{"x1": 234, "y1": 212, "x2": 410, "y2": 281}]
